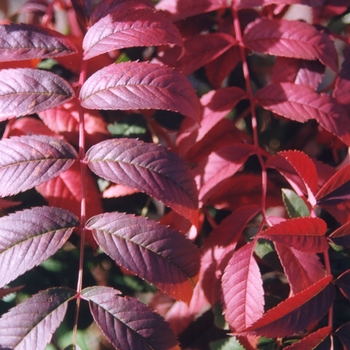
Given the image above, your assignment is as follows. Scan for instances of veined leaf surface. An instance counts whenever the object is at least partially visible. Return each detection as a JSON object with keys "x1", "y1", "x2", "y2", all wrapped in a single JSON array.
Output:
[
  {"x1": 83, "y1": 7, "x2": 183, "y2": 59},
  {"x1": 0, "y1": 206, "x2": 79, "y2": 288},
  {"x1": 0, "y1": 287, "x2": 76, "y2": 350},
  {"x1": 80, "y1": 62, "x2": 201, "y2": 122},
  {"x1": 81, "y1": 286, "x2": 180, "y2": 350},
  {"x1": 85, "y1": 138, "x2": 198, "y2": 222},
  {"x1": 0, "y1": 23, "x2": 77, "y2": 62},
  {"x1": 86, "y1": 212, "x2": 200, "y2": 303},
  {"x1": 0, "y1": 68, "x2": 74, "y2": 120},
  {"x1": 0, "y1": 135, "x2": 77, "y2": 196}
]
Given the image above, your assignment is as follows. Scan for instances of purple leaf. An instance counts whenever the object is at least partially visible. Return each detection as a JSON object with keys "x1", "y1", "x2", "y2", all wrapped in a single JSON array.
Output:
[
  {"x1": 0, "y1": 287, "x2": 76, "y2": 350},
  {"x1": 83, "y1": 7, "x2": 183, "y2": 60},
  {"x1": 85, "y1": 138, "x2": 198, "y2": 222},
  {"x1": 0, "y1": 135, "x2": 77, "y2": 196},
  {"x1": 255, "y1": 82, "x2": 350, "y2": 146},
  {"x1": 0, "y1": 68, "x2": 74, "y2": 120},
  {"x1": 79, "y1": 62, "x2": 201, "y2": 123},
  {"x1": 81, "y1": 286, "x2": 180, "y2": 350},
  {"x1": 243, "y1": 18, "x2": 337, "y2": 71},
  {"x1": 86, "y1": 212, "x2": 200, "y2": 303},
  {"x1": 0, "y1": 206, "x2": 79, "y2": 288},
  {"x1": 0, "y1": 23, "x2": 77, "y2": 62}
]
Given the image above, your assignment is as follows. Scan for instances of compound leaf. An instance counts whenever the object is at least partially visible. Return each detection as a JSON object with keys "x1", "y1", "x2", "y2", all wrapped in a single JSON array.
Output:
[
  {"x1": 0, "y1": 206, "x2": 79, "y2": 288},
  {"x1": 0, "y1": 135, "x2": 77, "y2": 196},
  {"x1": 0, "y1": 287, "x2": 76, "y2": 350}
]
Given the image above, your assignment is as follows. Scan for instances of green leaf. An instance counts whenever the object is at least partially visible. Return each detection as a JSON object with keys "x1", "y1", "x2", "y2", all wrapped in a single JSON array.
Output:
[
  {"x1": 282, "y1": 188, "x2": 310, "y2": 218},
  {"x1": 210, "y1": 336, "x2": 246, "y2": 350}
]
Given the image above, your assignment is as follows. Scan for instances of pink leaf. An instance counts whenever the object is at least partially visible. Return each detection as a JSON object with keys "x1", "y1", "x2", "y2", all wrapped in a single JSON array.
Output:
[
  {"x1": 243, "y1": 18, "x2": 337, "y2": 71},
  {"x1": 255, "y1": 82, "x2": 350, "y2": 146},
  {"x1": 155, "y1": 0, "x2": 230, "y2": 21},
  {"x1": 0, "y1": 207, "x2": 79, "y2": 288},
  {"x1": 83, "y1": 7, "x2": 183, "y2": 60},
  {"x1": 0, "y1": 68, "x2": 74, "y2": 120},
  {"x1": 103, "y1": 184, "x2": 139, "y2": 198},
  {"x1": 333, "y1": 46, "x2": 350, "y2": 108},
  {"x1": 0, "y1": 23, "x2": 77, "y2": 62},
  {"x1": 80, "y1": 62, "x2": 201, "y2": 122},
  {"x1": 235, "y1": 0, "x2": 321, "y2": 8},
  {"x1": 86, "y1": 138, "x2": 198, "y2": 222},
  {"x1": 86, "y1": 212, "x2": 200, "y2": 303},
  {"x1": 222, "y1": 243, "x2": 264, "y2": 332},
  {"x1": 275, "y1": 243, "x2": 325, "y2": 294},
  {"x1": 335, "y1": 269, "x2": 350, "y2": 301},
  {"x1": 259, "y1": 217, "x2": 328, "y2": 253},
  {"x1": 240, "y1": 276, "x2": 335, "y2": 338},
  {"x1": 0, "y1": 135, "x2": 77, "y2": 196},
  {"x1": 283, "y1": 326, "x2": 331, "y2": 349},
  {"x1": 81, "y1": 286, "x2": 180, "y2": 350},
  {"x1": 0, "y1": 288, "x2": 76, "y2": 350}
]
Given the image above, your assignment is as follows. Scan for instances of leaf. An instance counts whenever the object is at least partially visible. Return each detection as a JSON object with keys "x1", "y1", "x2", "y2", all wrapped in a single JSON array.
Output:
[
  {"x1": 335, "y1": 321, "x2": 350, "y2": 350},
  {"x1": 0, "y1": 285, "x2": 24, "y2": 299},
  {"x1": 222, "y1": 243, "x2": 264, "y2": 332},
  {"x1": 0, "y1": 23, "x2": 77, "y2": 61},
  {"x1": 243, "y1": 18, "x2": 337, "y2": 71},
  {"x1": 209, "y1": 336, "x2": 246, "y2": 350},
  {"x1": 240, "y1": 275, "x2": 334, "y2": 338},
  {"x1": 81, "y1": 286, "x2": 180, "y2": 350},
  {"x1": 0, "y1": 206, "x2": 79, "y2": 288},
  {"x1": 86, "y1": 138, "x2": 198, "y2": 222},
  {"x1": 282, "y1": 189, "x2": 310, "y2": 218},
  {"x1": 0, "y1": 135, "x2": 77, "y2": 196},
  {"x1": 0, "y1": 68, "x2": 74, "y2": 120},
  {"x1": 83, "y1": 7, "x2": 183, "y2": 60},
  {"x1": 80, "y1": 62, "x2": 201, "y2": 123},
  {"x1": 283, "y1": 326, "x2": 331, "y2": 349},
  {"x1": 258, "y1": 217, "x2": 328, "y2": 253},
  {"x1": 0, "y1": 287, "x2": 76, "y2": 350},
  {"x1": 235, "y1": 0, "x2": 320, "y2": 8},
  {"x1": 333, "y1": 45, "x2": 350, "y2": 108},
  {"x1": 86, "y1": 212, "x2": 200, "y2": 303},
  {"x1": 274, "y1": 243, "x2": 325, "y2": 294},
  {"x1": 329, "y1": 221, "x2": 350, "y2": 247},
  {"x1": 335, "y1": 270, "x2": 350, "y2": 301},
  {"x1": 255, "y1": 82, "x2": 350, "y2": 146}
]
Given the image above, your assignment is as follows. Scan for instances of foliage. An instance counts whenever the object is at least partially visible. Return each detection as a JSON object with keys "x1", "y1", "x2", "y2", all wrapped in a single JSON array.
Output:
[{"x1": 0, "y1": 0, "x2": 350, "y2": 349}]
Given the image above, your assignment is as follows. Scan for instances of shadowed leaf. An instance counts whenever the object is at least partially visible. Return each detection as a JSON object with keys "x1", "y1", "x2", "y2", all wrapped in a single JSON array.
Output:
[
  {"x1": 335, "y1": 270, "x2": 350, "y2": 301},
  {"x1": 329, "y1": 221, "x2": 350, "y2": 247},
  {"x1": 80, "y1": 62, "x2": 201, "y2": 122},
  {"x1": 0, "y1": 207, "x2": 79, "y2": 288},
  {"x1": 0, "y1": 135, "x2": 77, "y2": 196},
  {"x1": 0, "y1": 287, "x2": 76, "y2": 350},
  {"x1": 81, "y1": 286, "x2": 180, "y2": 349},
  {"x1": 86, "y1": 213, "x2": 200, "y2": 303},
  {"x1": 0, "y1": 68, "x2": 74, "y2": 120},
  {"x1": 283, "y1": 326, "x2": 331, "y2": 349},
  {"x1": 86, "y1": 138, "x2": 198, "y2": 222}
]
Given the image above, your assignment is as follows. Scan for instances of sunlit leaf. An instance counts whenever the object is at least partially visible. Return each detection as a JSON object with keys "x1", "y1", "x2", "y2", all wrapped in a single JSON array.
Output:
[
  {"x1": 0, "y1": 68, "x2": 74, "y2": 120},
  {"x1": 282, "y1": 189, "x2": 310, "y2": 218},
  {"x1": 0, "y1": 287, "x2": 76, "y2": 350},
  {"x1": 81, "y1": 286, "x2": 180, "y2": 350},
  {"x1": 86, "y1": 138, "x2": 198, "y2": 222},
  {"x1": 80, "y1": 62, "x2": 201, "y2": 122},
  {"x1": 0, "y1": 206, "x2": 79, "y2": 288},
  {"x1": 86, "y1": 212, "x2": 200, "y2": 303},
  {"x1": 0, "y1": 135, "x2": 77, "y2": 196}
]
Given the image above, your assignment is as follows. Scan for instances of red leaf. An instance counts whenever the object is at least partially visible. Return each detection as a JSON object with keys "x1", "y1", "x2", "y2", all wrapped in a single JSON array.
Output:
[
  {"x1": 155, "y1": 0, "x2": 230, "y2": 21},
  {"x1": 243, "y1": 18, "x2": 337, "y2": 71},
  {"x1": 267, "y1": 150, "x2": 318, "y2": 202},
  {"x1": 86, "y1": 138, "x2": 198, "y2": 223},
  {"x1": 8, "y1": 117, "x2": 57, "y2": 137},
  {"x1": 235, "y1": 0, "x2": 321, "y2": 8},
  {"x1": 80, "y1": 62, "x2": 201, "y2": 123},
  {"x1": 329, "y1": 221, "x2": 350, "y2": 247},
  {"x1": 83, "y1": 7, "x2": 183, "y2": 60},
  {"x1": 222, "y1": 243, "x2": 265, "y2": 332},
  {"x1": 81, "y1": 286, "x2": 180, "y2": 350},
  {"x1": 335, "y1": 321, "x2": 350, "y2": 350},
  {"x1": 0, "y1": 23, "x2": 77, "y2": 61},
  {"x1": 0, "y1": 135, "x2": 77, "y2": 197},
  {"x1": 102, "y1": 183, "x2": 139, "y2": 198},
  {"x1": 0, "y1": 206, "x2": 79, "y2": 288},
  {"x1": 255, "y1": 82, "x2": 350, "y2": 146},
  {"x1": 333, "y1": 46, "x2": 350, "y2": 108},
  {"x1": 240, "y1": 276, "x2": 335, "y2": 338},
  {"x1": 86, "y1": 212, "x2": 200, "y2": 303},
  {"x1": 335, "y1": 269, "x2": 350, "y2": 301},
  {"x1": 259, "y1": 217, "x2": 328, "y2": 253},
  {"x1": 0, "y1": 288, "x2": 76, "y2": 350},
  {"x1": 0, "y1": 68, "x2": 74, "y2": 120},
  {"x1": 275, "y1": 243, "x2": 325, "y2": 294},
  {"x1": 283, "y1": 326, "x2": 332, "y2": 349},
  {"x1": 0, "y1": 285, "x2": 24, "y2": 299},
  {"x1": 272, "y1": 57, "x2": 325, "y2": 90}
]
